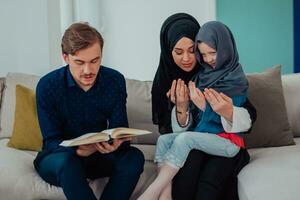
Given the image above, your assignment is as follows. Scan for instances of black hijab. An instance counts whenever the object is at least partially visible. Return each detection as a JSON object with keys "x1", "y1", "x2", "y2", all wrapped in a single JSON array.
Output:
[
  {"x1": 151, "y1": 13, "x2": 200, "y2": 134},
  {"x1": 194, "y1": 21, "x2": 248, "y2": 96}
]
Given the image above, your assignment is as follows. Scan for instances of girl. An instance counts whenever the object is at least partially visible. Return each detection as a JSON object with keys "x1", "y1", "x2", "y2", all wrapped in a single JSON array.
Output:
[{"x1": 139, "y1": 21, "x2": 249, "y2": 200}]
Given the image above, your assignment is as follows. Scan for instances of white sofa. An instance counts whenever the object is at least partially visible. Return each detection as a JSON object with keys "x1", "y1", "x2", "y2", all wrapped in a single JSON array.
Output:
[{"x1": 0, "y1": 71, "x2": 299, "y2": 200}]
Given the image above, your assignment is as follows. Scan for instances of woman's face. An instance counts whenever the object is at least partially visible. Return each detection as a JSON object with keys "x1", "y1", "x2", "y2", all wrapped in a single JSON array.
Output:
[
  {"x1": 172, "y1": 37, "x2": 197, "y2": 72},
  {"x1": 198, "y1": 42, "x2": 217, "y2": 68}
]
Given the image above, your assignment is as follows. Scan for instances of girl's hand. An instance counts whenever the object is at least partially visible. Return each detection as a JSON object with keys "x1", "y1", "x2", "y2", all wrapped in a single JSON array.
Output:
[
  {"x1": 203, "y1": 88, "x2": 233, "y2": 122},
  {"x1": 189, "y1": 81, "x2": 206, "y2": 111}
]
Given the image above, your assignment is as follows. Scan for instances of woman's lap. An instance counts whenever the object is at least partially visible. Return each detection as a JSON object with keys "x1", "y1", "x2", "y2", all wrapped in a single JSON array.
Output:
[{"x1": 172, "y1": 148, "x2": 249, "y2": 200}]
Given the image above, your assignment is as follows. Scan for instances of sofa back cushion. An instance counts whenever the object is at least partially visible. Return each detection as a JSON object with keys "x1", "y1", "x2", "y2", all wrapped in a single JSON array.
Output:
[
  {"x1": 244, "y1": 66, "x2": 294, "y2": 148},
  {"x1": 126, "y1": 79, "x2": 159, "y2": 144},
  {"x1": 0, "y1": 73, "x2": 160, "y2": 144},
  {"x1": 0, "y1": 77, "x2": 4, "y2": 102},
  {"x1": 0, "y1": 73, "x2": 40, "y2": 138},
  {"x1": 282, "y1": 73, "x2": 300, "y2": 137},
  {"x1": 0, "y1": 77, "x2": 5, "y2": 123}
]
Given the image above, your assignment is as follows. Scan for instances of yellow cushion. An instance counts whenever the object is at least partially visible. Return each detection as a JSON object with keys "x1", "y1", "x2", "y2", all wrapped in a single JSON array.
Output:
[{"x1": 7, "y1": 84, "x2": 42, "y2": 151}]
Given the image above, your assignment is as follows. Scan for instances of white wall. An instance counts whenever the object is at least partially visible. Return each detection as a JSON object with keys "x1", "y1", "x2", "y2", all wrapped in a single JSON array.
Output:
[
  {"x1": 99, "y1": 0, "x2": 215, "y2": 80},
  {"x1": 0, "y1": 0, "x2": 50, "y2": 76},
  {"x1": 0, "y1": 0, "x2": 215, "y2": 80}
]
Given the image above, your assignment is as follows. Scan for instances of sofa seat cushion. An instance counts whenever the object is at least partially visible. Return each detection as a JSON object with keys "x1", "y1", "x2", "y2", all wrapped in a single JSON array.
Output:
[
  {"x1": 0, "y1": 139, "x2": 157, "y2": 200},
  {"x1": 132, "y1": 144, "x2": 156, "y2": 161},
  {"x1": 0, "y1": 138, "x2": 110, "y2": 200},
  {"x1": 238, "y1": 137, "x2": 300, "y2": 200},
  {"x1": 0, "y1": 138, "x2": 65, "y2": 200}
]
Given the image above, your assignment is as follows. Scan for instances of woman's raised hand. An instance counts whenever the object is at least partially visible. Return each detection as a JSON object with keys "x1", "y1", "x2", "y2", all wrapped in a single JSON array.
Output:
[
  {"x1": 203, "y1": 88, "x2": 233, "y2": 122},
  {"x1": 188, "y1": 81, "x2": 206, "y2": 111},
  {"x1": 166, "y1": 79, "x2": 189, "y2": 112}
]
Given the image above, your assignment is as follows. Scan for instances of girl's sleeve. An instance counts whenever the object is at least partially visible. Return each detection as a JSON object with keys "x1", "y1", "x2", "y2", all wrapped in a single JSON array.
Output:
[
  {"x1": 221, "y1": 106, "x2": 251, "y2": 133},
  {"x1": 221, "y1": 95, "x2": 251, "y2": 133}
]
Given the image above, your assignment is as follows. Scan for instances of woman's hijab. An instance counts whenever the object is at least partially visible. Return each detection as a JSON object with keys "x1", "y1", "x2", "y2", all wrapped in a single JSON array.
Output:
[
  {"x1": 194, "y1": 21, "x2": 248, "y2": 97},
  {"x1": 152, "y1": 13, "x2": 200, "y2": 133}
]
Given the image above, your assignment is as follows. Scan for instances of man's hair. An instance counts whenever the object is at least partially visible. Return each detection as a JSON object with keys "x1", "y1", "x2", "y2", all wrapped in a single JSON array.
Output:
[{"x1": 61, "y1": 22, "x2": 104, "y2": 55}]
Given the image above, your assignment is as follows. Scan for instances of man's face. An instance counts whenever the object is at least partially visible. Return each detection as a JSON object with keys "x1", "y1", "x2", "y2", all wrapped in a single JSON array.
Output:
[{"x1": 63, "y1": 42, "x2": 102, "y2": 91}]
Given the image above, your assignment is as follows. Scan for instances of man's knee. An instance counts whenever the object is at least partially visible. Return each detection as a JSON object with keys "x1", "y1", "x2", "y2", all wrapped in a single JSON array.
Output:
[
  {"x1": 118, "y1": 147, "x2": 145, "y2": 175},
  {"x1": 37, "y1": 152, "x2": 83, "y2": 185},
  {"x1": 57, "y1": 152, "x2": 81, "y2": 172}
]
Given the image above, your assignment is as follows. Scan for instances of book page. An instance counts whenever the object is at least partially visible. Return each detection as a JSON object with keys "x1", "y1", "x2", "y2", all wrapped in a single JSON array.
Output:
[
  {"x1": 59, "y1": 128, "x2": 152, "y2": 147},
  {"x1": 60, "y1": 132, "x2": 109, "y2": 147},
  {"x1": 100, "y1": 128, "x2": 116, "y2": 136},
  {"x1": 110, "y1": 128, "x2": 152, "y2": 139}
]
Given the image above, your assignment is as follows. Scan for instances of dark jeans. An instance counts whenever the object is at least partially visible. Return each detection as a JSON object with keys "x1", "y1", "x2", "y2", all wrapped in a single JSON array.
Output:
[
  {"x1": 35, "y1": 146, "x2": 144, "y2": 200},
  {"x1": 172, "y1": 148, "x2": 250, "y2": 200}
]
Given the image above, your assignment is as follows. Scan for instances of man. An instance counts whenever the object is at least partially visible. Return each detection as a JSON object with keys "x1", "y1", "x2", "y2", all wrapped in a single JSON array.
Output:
[{"x1": 33, "y1": 22, "x2": 144, "y2": 200}]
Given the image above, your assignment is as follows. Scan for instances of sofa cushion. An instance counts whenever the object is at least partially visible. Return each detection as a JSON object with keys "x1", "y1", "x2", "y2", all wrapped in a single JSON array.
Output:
[
  {"x1": 0, "y1": 138, "x2": 156, "y2": 200},
  {"x1": 238, "y1": 138, "x2": 300, "y2": 200},
  {"x1": 282, "y1": 73, "x2": 300, "y2": 137},
  {"x1": 126, "y1": 79, "x2": 159, "y2": 144},
  {"x1": 0, "y1": 138, "x2": 107, "y2": 200},
  {"x1": 244, "y1": 65, "x2": 294, "y2": 148},
  {"x1": 0, "y1": 138, "x2": 64, "y2": 200},
  {"x1": 0, "y1": 74, "x2": 159, "y2": 145},
  {"x1": 0, "y1": 77, "x2": 5, "y2": 105},
  {"x1": 0, "y1": 77, "x2": 5, "y2": 131},
  {"x1": 0, "y1": 73, "x2": 40, "y2": 138},
  {"x1": 7, "y1": 85, "x2": 42, "y2": 151}
]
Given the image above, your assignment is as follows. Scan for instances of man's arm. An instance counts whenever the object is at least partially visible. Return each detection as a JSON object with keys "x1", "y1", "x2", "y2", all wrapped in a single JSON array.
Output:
[
  {"x1": 108, "y1": 74, "x2": 129, "y2": 129},
  {"x1": 36, "y1": 80, "x2": 76, "y2": 153},
  {"x1": 92, "y1": 73, "x2": 130, "y2": 154}
]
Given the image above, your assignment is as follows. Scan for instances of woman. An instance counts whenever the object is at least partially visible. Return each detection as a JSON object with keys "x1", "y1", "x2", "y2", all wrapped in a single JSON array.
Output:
[{"x1": 151, "y1": 13, "x2": 256, "y2": 200}]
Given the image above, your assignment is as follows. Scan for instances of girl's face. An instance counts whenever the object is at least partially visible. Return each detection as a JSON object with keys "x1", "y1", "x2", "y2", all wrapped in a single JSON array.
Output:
[
  {"x1": 198, "y1": 42, "x2": 217, "y2": 68},
  {"x1": 172, "y1": 37, "x2": 197, "y2": 72}
]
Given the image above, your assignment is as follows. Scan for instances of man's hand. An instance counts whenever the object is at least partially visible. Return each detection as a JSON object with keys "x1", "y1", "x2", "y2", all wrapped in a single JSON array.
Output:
[
  {"x1": 189, "y1": 81, "x2": 206, "y2": 111},
  {"x1": 203, "y1": 88, "x2": 233, "y2": 122},
  {"x1": 93, "y1": 137, "x2": 132, "y2": 154},
  {"x1": 76, "y1": 144, "x2": 97, "y2": 157}
]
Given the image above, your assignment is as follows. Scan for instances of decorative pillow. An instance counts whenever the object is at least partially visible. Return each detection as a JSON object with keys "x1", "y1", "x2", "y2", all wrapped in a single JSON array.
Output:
[
  {"x1": 7, "y1": 84, "x2": 42, "y2": 151},
  {"x1": 0, "y1": 73, "x2": 40, "y2": 138},
  {"x1": 244, "y1": 65, "x2": 294, "y2": 148}
]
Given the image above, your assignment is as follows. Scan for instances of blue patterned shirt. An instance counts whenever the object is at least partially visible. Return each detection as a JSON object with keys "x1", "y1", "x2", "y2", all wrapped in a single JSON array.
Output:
[{"x1": 36, "y1": 65, "x2": 128, "y2": 154}]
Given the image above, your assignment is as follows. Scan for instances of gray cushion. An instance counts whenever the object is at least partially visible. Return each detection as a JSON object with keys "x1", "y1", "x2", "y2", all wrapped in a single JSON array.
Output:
[
  {"x1": 0, "y1": 77, "x2": 5, "y2": 131},
  {"x1": 0, "y1": 138, "x2": 157, "y2": 200},
  {"x1": 282, "y1": 73, "x2": 300, "y2": 137},
  {"x1": 244, "y1": 65, "x2": 294, "y2": 148},
  {"x1": 126, "y1": 79, "x2": 159, "y2": 144},
  {"x1": 0, "y1": 77, "x2": 5, "y2": 103},
  {"x1": 238, "y1": 138, "x2": 300, "y2": 200}
]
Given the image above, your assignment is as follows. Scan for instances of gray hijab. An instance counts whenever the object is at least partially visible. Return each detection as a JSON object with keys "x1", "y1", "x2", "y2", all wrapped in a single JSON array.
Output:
[{"x1": 194, "y1": 21, "x2": 248, "y2": 96}]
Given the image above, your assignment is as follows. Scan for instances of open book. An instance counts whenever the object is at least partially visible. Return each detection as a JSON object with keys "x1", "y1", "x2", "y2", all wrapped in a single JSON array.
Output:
[{"x1": 59, "y1": 127, "x2": 152, "y2": 147}]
